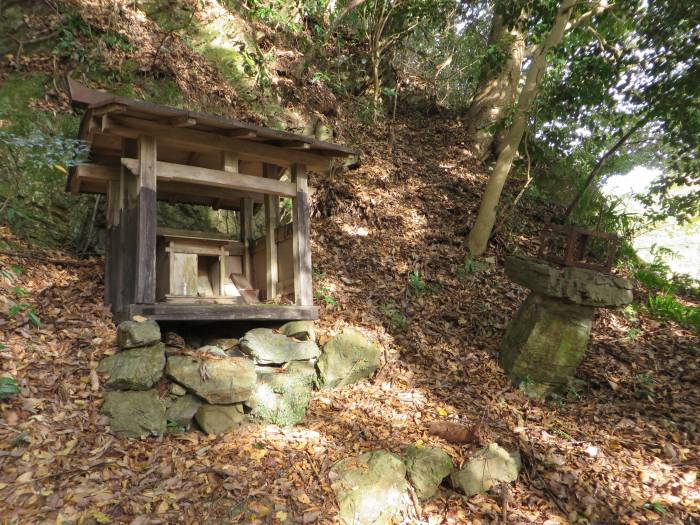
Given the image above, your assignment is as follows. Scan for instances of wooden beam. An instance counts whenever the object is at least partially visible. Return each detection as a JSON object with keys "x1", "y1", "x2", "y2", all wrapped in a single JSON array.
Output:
[
  {"x1": 121, "y1": 158, "x2": 297, "y2": 197},
  {"x1": 104, "y1": 115, "x2": 330, "y2": 169},
  {"x1": 92, "y1": 103, "x2": 127, "y2": 117},
  {"x1": 127, "y1": 303, "x2": 319, "y2": 321},
  {"x1": 133, "y1": 135, "x2": 157, "y2": 304},
  {"x1": 228, "y1": 129, "x2": 258, "y2": 139},
  {"x1": 168, "y1": 115, "x2": 197, "y2": 127},
  {"x1": 291, "y1": 163, "x2": 313, "y2": 306},
  {"x1": 264, "y1": 197, "x2": 279, "y2": 300},
  {"x1": 241, "y1": 197, "x2": 254, "y2": 284},
  {"x1": 282, "y1": 141, "x2": 312, "y2": 150}
]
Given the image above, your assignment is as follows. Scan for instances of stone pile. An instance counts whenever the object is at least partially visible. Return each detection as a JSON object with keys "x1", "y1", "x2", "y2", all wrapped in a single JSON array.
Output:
[
  {"x1": 329, "y1": 442, "x2": 521, "y2": 524},
  {"x1": 500, "y1": 255, "x2": 633, "y2": 395},
  {"x1": 98, "y1": 320, "x2": 382, "y2": 437}
]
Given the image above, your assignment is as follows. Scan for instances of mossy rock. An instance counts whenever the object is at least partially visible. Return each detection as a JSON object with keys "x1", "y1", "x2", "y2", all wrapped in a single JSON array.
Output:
[
  {"x1": 166, "y1": 354, "x2": 256, "y2": 404},
  {"x1": 317, "y1": 327, "x2": 381, "y2": 389},
  {"x1": 98, "y1": 343, "x2": 165, "y2": 390},
  {"x1": 451, "y1": 443, "x2": 521, "y2": 497},
  {"x1": 248, "y1": 362, "x2": 316, "y2": 426},
  {"x1": 101, "y1": 390, "x2": 166, "y2": 439},
  {"x1": 404, "y1": 445, "x2": 453, "y2": 501},
  {"x1": 240, "y1": 328, "x2": 320, "y2": 365},
  {"x1": 166, "y1": 394, "x2": 202, "y2": 431},
  {"x1": 195, "y1": 403, "x2": 246, "y2": 435},
  {"x1": 117, "y1": 320, "x2": 161, "y2": 349}
]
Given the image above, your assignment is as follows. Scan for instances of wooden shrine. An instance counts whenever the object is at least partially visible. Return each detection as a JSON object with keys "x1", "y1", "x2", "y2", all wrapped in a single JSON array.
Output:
[{"x1": 66, "y1": 80, "x2": 357, "y2": 322}]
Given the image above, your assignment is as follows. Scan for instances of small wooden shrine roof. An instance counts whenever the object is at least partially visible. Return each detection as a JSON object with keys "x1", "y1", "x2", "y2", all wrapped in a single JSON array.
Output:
[{"x1": 66, "y1": 79, "x2": 359, "y2": 210}]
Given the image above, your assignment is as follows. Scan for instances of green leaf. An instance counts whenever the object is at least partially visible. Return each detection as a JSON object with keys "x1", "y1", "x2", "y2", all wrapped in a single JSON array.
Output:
[
  {"x1": 0, "y1": 376, "x2": 20, "y2": 400},
  {"x1": 27, "y1": 310, "x2": 41, "y2": 328}
]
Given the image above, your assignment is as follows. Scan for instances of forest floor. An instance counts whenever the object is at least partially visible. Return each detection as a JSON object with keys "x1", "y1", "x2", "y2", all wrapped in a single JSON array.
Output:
[{"x1": 1, "y1": 116, "x2": 699, "y2": 525}]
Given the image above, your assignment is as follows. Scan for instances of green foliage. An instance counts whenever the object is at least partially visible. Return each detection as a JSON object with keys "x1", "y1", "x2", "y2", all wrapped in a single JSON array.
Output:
[
  {"x1": 633, "y1": 372, "x2": 656, "y2": 400},
  {"x1": 407, "y1": 270, "x2": 438, "y2": 295},
  {"x1": 0, "y1": 377, "x2": 20, "y2": 400},
  {"x1": 380, "y1": 300, "x2": 408, "y2": 330},
  {"x1": 643, "y1": 501, "x2": 667, "y2": 516},
  {"x1": 315, "y1": 284, "x2": 338, "y2": 306},
  {"x1": 455, "y1": 255, "x2": 492, "y2": 280},
  {"x1": 647, "y1": 293, "x2": 700, "y2": 330}
]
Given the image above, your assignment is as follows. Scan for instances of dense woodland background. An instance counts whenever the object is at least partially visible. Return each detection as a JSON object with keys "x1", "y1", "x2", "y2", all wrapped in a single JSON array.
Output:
[{"x1": 0, "y1": 1, "x2": 699, "y2": 523}]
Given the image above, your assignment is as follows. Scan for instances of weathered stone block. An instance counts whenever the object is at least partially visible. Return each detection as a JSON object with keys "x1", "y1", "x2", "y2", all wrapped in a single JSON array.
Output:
[
  {"x1": 98, "y1": 343, "x2": 165, "y2": 390},
  {"x1": 329, "y1": 450, "x2": 410, "y2": 525},
  {"x1": 500, "y1": 293, "x2": 594, "y2": 393},
  {"x1": 317, "y1": 327, "x2": 381, "y2": 389},
  {"x1": 166, "y1": 394, "x2": 202, "y2": 430},
  {"x1": 240, "y1": 327, "x2": 320, "y2": 365},
  {"x1": 505, "y1": 255, "x2": 633, "y2": 307},
  {"x1": 451, "y1": 443, "x2": 521, "y2": 497},
  {"x1": 404, "y1": 445, "x2": 453, "y2": 501},
  {"x1": 195, "y1": 403, "x2": 246, "y2": 435},
  {"x1": 248, "y1": 362, "x2": 316, "y2": 426},
  {"x1": 279, "y1": 320, "x2": 316, "y2": 341},
  {"x1": 117, "y1": 320, "x2": 161, "y2": 349},
  {"x1": 101, "y1": 390, "x2": 166, "y2": 438},
  {"x1": 166, "y1": 355, "x2": 256, "y2": 404}
]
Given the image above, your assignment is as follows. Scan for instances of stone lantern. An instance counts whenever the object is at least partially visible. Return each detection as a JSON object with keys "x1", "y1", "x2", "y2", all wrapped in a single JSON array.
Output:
[{"x1": 500, "y1": 255, "x2": 633, "y2": 395}]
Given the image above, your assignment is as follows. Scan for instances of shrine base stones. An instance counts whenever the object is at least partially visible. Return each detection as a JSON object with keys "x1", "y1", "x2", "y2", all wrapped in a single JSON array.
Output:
[
  {"x1": 501, "y1": 255, "x2": 633, "y2": 394},
  {"x1": 99, "y1": 320, "x2": 383, "y2": 437}
]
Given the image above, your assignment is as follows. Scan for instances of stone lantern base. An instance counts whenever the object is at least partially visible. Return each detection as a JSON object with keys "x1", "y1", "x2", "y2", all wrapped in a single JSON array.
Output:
[{"x1": 500, "y1": 256, "x2": 632, "y2": 395}]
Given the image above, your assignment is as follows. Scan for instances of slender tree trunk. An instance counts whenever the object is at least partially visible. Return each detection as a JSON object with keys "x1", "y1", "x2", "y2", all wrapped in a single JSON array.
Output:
[
  {"x1": 468, "y1": 0, "x2": 579, "y2": 256},
  {"x1": 561, "y1": 116, "x2": 648, "y2": 220},
  {"x1": 465, "y1": 11, "x2": 525, "y2": 161},
  {"x1": 372, "y1": 53, "x2": 381, "y2": 119}
]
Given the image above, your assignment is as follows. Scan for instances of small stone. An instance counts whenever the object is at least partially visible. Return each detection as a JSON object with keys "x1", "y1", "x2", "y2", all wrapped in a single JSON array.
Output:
[
  {"x1": 240, "y1": 328, "x2": 320, "y2": 365},
  {"x1": 169, "y1": 383, "x2": 187, "y2": 396},
  {"x1": 329, "y1": 450, "x2": 410, "y2": 525},
  {"x1": 451, "y1": 443, "x2": 521, "y2": 497},
  {"x1": 164, "y1": 331, "x2": 186, "y2": 348},
  {"x1": 248, "y1": 362, "x2": 316, "y2": 426},
  {"x1": 117, "y1": 320, "x2": 161, "y2": 349},
  {"x1": 166, "y1": 355, "x2": 256, "y2": 404},
  {"x1": 198, "y1": 345, "x2": 227, "y2": 358},
  {"x1": 101, "y1": 390, "x2": 166, "y2": 438},
  {"x1": 195, "y1": 403, "x2": 246, "y2": 435},
  {"x1": 404, "y1": 445, "x2": 453, "y2": 501},
  {"x1": 166, "y1": 394, "x2": 202, "y2": 430},
  {"x1": 279, "y1": 321, "x2": 316, "y2": 342},
  {"x1": 202, "y1": 337, "x2": 239, "y2": 351},
  {"x1": 98, "y1": 343, "x2": 165, "y2": 390},
  {"x1": 317, "y1": 327, "x2": 381, "y2": 389}
]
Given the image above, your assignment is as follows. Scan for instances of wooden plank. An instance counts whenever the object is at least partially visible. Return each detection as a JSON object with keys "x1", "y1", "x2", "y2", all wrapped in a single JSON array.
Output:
[
  {"x1": 127, "y1": 303, "x2": 319, "y2": 321},
  {"x1": 241, "y1": 197, "x2": 254, "y2": 284},
  {"x1": 228, "y1": 129, "x2": 258, "y2": 139},
  {"x1": 168, "y1": 115, "x2": 197, "y2": 127},
  {"x1": 121, "y1": 158, "x2": 297, "y2": 197},
  {"x1": 264, "y1": 192, "x2": 279, "y2": 300},
  {"x1": 91, "y1": 103, "x2": 127, "y2": 117},
  {"x1": 291, "y1": 163, "x2": 313, "y2": 306},
  {"x1": 134, "y1": 135, "x2": 157, "y2": 304},
  {"x1": 157, "y1": 226, "x2": 233, "y2": 242},
  {"x1": 105, "y1": 115, "x2": 331, "y2": 169}
]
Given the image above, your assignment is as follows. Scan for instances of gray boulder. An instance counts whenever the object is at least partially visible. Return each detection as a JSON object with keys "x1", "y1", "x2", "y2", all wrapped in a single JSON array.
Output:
[
  {"x1": 317, "y1": 328, "x2": 381, "y2": 389},
  {"x1": 202, "y1": 337, "x2": 239, "y2": 351},
  {"x1": 329, "y1": 450, "x2": 410, "y2": 525},
  {"x1": 101, "y1": 390, "x2": 166, "y2": 438},
  {"x1": 248, "y1": 362, "x2": 316, "y2": 426},
  {"x1": 166, "y1": 394, "x2": 202, "y2": 430},
  {"x1": 404, "y1": 445, "x2": 453, "y2": 501},
  {"x1": 195, "y1": 403, "x2": 246, "y2": 435},
  {"x1": 166, "y1": 355, "x2": 256, "y2": 404},
  {"x1": 279, "y1": 320, "x2": 316, "y2": 342},
  {"x1": 198, "y1": 345, "x2": 228, "y2": 358},
  {"x1": 505, "y1": 255, "x2": 633, "y2": 307},
  {"x1": 98, "y1": 343, "x2": 165, "y2": 390},
  {"x1": 117, "y1": 320, "x2": 161, "y2": 349},
  {"x1": 451, "y1": 443, "x2": 521, "y2": 497},
  {"x1": 240, "y1": 328, "x2": 320, "y2": 365}
]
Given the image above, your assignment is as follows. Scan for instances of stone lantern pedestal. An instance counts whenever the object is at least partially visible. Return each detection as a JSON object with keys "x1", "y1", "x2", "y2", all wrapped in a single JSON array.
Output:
[{"x1": 500, "y1": 255, "x2": 633, "y2": 395}]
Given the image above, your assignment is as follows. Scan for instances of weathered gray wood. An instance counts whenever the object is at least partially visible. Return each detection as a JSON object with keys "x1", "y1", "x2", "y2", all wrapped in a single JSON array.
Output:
[
  {"x1": 134, "y1": 135, "x2": 157, "y2": 304},
  {"x1": 127, "y1": 303, "x2": 319, "y2": 321},
  {"x1": 264, "y1": 192, "x2": 279, "y2": 300},
  {"x1": 121, "y1": 158, "x2": 297, "y2": 197},
  {"x1": 105, "y1": 115, "x2": 331, "y2": 169},
  {"x1": 291, "y1": 163, "x2": 313, "y2": 306},
  {"x1": 241, "y1": 198, "x2": 254, "y2": 284}
]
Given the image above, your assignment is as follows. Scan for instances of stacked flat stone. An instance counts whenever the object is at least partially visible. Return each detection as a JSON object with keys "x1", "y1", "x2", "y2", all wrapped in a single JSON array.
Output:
[
  {"x1": 500, "y1": 255, "x2": 633, "y2": 395},
  {"x1": 99, "y1": 320, "x2": 384, "y2": 437}
]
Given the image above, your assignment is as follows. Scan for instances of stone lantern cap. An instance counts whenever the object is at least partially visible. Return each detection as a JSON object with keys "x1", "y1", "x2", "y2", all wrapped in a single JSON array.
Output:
[{"x1": 505, "y1": 255, "x2": 633, "y2": 308}]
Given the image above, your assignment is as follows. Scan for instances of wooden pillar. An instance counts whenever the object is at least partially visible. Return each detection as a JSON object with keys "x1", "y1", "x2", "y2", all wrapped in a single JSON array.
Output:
[
  {"x1": 133, "y1": 135, "x2": 157, "y2": 304},
  {"x1": 241, "y1": 198, "x2": 253, "y2": 283},
  {"x1": 263, "y1": 163, "x2": 280, "y2": 300},
  {"x1": 291, "y1": 163, "x2": 313, "y2": 306},
  {"x1": 115, "y1": 138, "x2": 136, "y2": 314},
  {"x1": 104, "y1": 178, "x2": 120, "y2": 307}
]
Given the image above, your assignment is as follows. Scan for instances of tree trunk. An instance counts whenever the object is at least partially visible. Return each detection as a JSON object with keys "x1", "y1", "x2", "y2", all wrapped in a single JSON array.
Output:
[
  {"x1": 465, "y1": 11, "x2": 525, "y2": 161},
  {"x1": 468, "y1": 0, "x2": 579, "y2": 256}
]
